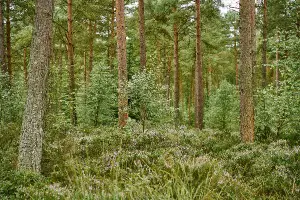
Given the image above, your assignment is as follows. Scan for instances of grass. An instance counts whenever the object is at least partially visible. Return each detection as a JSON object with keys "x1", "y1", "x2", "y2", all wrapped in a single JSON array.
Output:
[{"x1": 0, "y1": 123, "x2": 299, "y2": 199}]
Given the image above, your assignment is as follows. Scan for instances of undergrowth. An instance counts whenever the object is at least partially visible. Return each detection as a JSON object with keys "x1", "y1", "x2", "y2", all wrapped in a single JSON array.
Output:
[{"x1": 0, "y1": 124, "x2": 299, "y2": 199}]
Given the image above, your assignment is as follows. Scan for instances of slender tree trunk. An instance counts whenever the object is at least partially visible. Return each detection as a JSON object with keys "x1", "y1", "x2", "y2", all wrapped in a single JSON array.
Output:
[
  {"x1": 23, "y1": 48, "x2": 28, "y2": 85},
  {"x1": 234, "y1": 31, "x2": 239, "y2": 90},
  {"x1": 116, "y1": 0, "x2": 128, "y2": 128},
  {"x1": 276, "y1": 30, "x2": 280, "y2": 90},
  {"x1": 167, "y1": 54, "x2": 172, "y2": 106},
  {"x1": 67, "y1": 0, "x2": 77, "y2": 126},
  {"x1": 0, "y1": 0, "x2": 6, "y2": 75},
  {"x1": 6, "y1": 0, "x2": 12, "y2": 82},
  {"x1": 195, "y1": 0, "x2": 204, "y2": 129},
  {"x1": 262, "y1": 0, "x2": 267, "y2": 87},
  {"x1": 239, "y1": 0, "x2": 255, "y2": 143},
  {"x1": 138, "y1": 0, "x2": 146, "y2": 71},
  {"x1": 84, "y1": 51, "x2": 87, "y2": 85},
  {"x1": 18, "y1": 0, "x2": 53, "y2": 173},
  {"x1": 88, "y1": 21, "x2": 96, "y2": 82},
  {"x1": 173, "y1": 8, "x2": 180, "y2": 127},
  {"x1": 109, "y1": 0, "x2": 116, "y2": 70}
]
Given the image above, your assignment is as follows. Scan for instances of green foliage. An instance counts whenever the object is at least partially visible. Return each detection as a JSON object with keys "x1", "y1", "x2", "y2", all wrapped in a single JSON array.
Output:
[
  {"x1": 128, "y1": 71, "x2": 171, "y2": 127},
  {"x1": 77, "y1": 66, "x2": 118, "y2": 127},
  {"x1": 256, "y1": 36, "x2": 300, "y2": 143},
  {"x1": 205, "y1": 80, "x2": 239, "y2": 132},
  {"x1": 0, "y1": 74, "x2": 26, "y2": 125}
]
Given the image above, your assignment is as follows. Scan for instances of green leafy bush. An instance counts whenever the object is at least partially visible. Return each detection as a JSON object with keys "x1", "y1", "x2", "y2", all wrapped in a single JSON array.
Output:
[{"x1": 205, "y1": 80, "x2": 239, "y2": 132}]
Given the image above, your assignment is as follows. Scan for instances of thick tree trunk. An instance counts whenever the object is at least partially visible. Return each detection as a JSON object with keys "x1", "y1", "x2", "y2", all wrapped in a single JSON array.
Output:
[
  {"x1": 67, "y1": 0, "x2": 77, "y2": 126},
  {"x1": 195, "y1": 0, "x2": 204, "y2": 129},
  {"x1": 262, "y1": 0, "x2": 267, "y2": 87},
  {"x1": 23, "y1": 48, "x2": 28, "y2": 85},
  {"x1": 0, "y1": 0, "x2": 6, "y2": 74},
  {"x1": 173, "y1": 8, "x2": 180, "y2": 127},
  {"x1": 18, "y1": 0, "x2": 53, "y2": 173},
  {"x1": 138, "y1": 0, "x2": 146, "y2": 71},
  {"x1": 116, "y1": 0, "x2": 128, "y2": 128},
  {"x1": 6, "y1": 0, "x2": 12, "y2": 82},
  {"x1": 239, "y1": 0, "x2": 255, "y2": 143}
]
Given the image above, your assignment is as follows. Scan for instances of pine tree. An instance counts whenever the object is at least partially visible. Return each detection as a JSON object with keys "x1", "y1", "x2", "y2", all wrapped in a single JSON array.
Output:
[
  {"x1": 116, "y1": 0, "x2": 128, "y2": 127},
  {"x1": 239, "y1": 0, "x2": 255, "y2": 142},
  {"x1": 18, "y1": 0, "x2": 54, "y2": 173}
]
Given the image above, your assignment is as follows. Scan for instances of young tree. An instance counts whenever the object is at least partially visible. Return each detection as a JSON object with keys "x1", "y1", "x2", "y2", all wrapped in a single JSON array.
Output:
[
  {"x1": 138, "y1": 0, "x2": 146, "y2": 71},
  {"x1": 108, "y1": 0, "x2": 116, "y2": 70},
  {"x1": 195, "y1": 0, "x2": 204, "y2": 129},
  {"x1": 261, "y1": 0, "x2": 267, "y2": 87},
  {"x1": 0, "y1": 0, "x2": 6, "y2": 74},
  {"x1": 6, "y1": 0, "x2": 12, "y2": 82},
  {"x1": 67, "y1": 0, "x2": 77, "y2": 125},
  {"x1": 173, "y1": 7, "x2": 180, "y2": 127},
  {"x1": 18, "y1": 0, "x2": 53, "y2": 173},
  {"x1": 116, "y1": 0, "x2": 128, "y2": 127},
  {"x1": 239, "y1": 0, "x2": 255, "y2": 142}
]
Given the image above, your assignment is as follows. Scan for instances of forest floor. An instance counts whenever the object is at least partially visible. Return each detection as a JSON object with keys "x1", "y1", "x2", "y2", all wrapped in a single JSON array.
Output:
[{"x1": 1, "y1": 123, "x2": 299, "y2": 199}]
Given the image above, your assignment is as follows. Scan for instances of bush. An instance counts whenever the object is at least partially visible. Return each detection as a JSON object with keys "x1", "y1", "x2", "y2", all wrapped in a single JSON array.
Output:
[{"x1": 205, "y1": 80, "x2": 239, "y2": 132}]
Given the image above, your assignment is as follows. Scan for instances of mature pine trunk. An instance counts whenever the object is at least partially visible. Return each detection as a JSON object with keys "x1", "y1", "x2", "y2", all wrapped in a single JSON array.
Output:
[
  {"x1": 173, "y1": 8, "x2": 180, "y2": 127},
  {"x1": 67, "y1": 0, "x2": 77, "y2": 125},
  {"x1": 116, "y1": 0, "x2": 128, "y2": 128},
  {"x1": 0, "y1": 0, "x2": 6, "y2": 74},
  {"x1": 23, "y1": 48, "x2": 28, "y2": 85},
  {"x1": 195, "y1": 0, "x2": 204, "y2": 129},
  {"x1": 6, "y1": 0, "x2": 12, "y2": 82},
  {"x1": 18, "y1": 0, "x2": 53, "y2": 173},
  {"x1": 239, "y1": 0, "x2": 255, "y2": 143},
  {"x1": 109, "y1": 0, "x2": 116, "y2": 70},
  {"x1": 138, "y1": 0, "x2": 146, "y2": 71},
  {"x1": 261, "y1": 0, "x2": 267, "y2": 87}
]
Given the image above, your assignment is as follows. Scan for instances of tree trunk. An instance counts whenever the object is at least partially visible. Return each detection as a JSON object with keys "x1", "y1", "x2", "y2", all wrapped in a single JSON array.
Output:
[
  {"x1": 276, "y1": 30, "x2": 280, "y2": 90},
  {"x1": 195, "y1": 0, "x2": 204, "y2": 129},
  {"x1": 67, "y1": 0, "x2": 77, "y2": 126},
  {"x1": 18, "y1": 0, "x2": 53, "y2": 173},
  {"x1": 6, "y1": 0, "x2": 12, "y2": 83},
  {"x1": 0, "y1": 0, "x2": 6, "y2": 75},
  {"x1": 109, "y1": 0, "x2": 116, "y2": 70},
  {"x1": 23, "y1": 48, "x2": 28, "y2": 85},
  {"x1": 173, "y1": 8, "x2": 180, "y2": 127},
  {"x1": 239, "y1": 0, "x2": 255, "y2": 143},
  {"x1": 88, "y1": 21, "x2": 96, "y2": 82},
  {"x1": 84, "y1": 51, "x2": 87, "y2": 85},
  {"x1": 234, "y1": 30, "x2": 239, "y2": 90},
  {"x1": 138, "y1": 0, "x2": 146, "y2": 71},
  {"x1": 261, "y1": 0, "x2": 267, "y2": 87},
  {"x1": 166, "y1": 54, "x2": 172, "y2": 106},
  {"x1": 116, "y1": 0, "x2": 128, "y2": 128}
]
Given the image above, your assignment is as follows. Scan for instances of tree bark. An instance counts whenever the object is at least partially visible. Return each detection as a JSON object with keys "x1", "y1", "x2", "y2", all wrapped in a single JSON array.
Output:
[
  {"x1": 173, "y1": 7, "x2": 180, "y2": 127},
  {"x1": 138, "y1": 0, "x2": 146, "y2": 71},
  {"x1": 239, "y1": 0, "x2": 255, "y2": 143},
  {"x1": 0, "y1": 0, "x2": 6, "y2": 75},
  {"x1": 234, "y1": 30, "x2": 239, "y2": 90},
  {"x1": 276, "y1": 29, "x2": 280, "y2": 90},
  {"x1": 116, "y1": 0, "x2": 128, "y2": 128},
  {"x1": 6, "y1": 0, "x2": 12, "y2": 82},
  {"x1": 67, "y1": 0, "x2": 77, "y2": 126},
  {"x1": 109, "y1": 0, "x2": 116, "y2": 70},
  {"x1": 18, "y1": 0, "x2": 53, "y2": 173},
  {"x1": 261, "y1": 0, "x2": 267, "y2": 88},
  {"x1": 195, "y1": 0, "x2": 204, "y2": 129}
]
